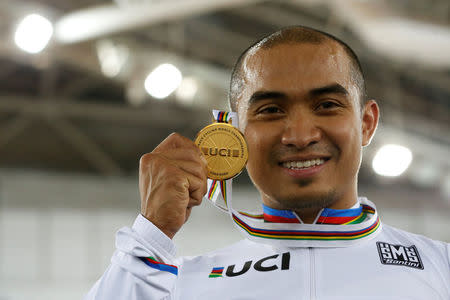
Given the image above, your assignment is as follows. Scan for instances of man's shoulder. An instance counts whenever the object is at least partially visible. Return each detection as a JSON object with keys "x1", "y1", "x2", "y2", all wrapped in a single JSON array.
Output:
[
  {"x1": 379, "y1": 223, "x2": 449, "y2": 259},
  {"x1": 381, "y1": 223, "x2": 447, "y2": 244}
]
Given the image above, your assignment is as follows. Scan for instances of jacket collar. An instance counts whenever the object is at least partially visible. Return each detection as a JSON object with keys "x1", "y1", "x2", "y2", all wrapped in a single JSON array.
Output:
[{"x1": 262, "y1": 201, "x2": 372, "y2": 225}]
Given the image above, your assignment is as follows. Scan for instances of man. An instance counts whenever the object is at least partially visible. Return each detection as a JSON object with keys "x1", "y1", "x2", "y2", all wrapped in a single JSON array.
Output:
[{"x1": 85, "y1": 26, "x2": 450, "y2": 299}]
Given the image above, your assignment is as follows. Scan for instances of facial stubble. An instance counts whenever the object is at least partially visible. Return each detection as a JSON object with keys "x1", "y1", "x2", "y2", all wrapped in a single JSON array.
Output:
[{"x1": 276, "y1": 180, "x2": 339, "y2": 211}]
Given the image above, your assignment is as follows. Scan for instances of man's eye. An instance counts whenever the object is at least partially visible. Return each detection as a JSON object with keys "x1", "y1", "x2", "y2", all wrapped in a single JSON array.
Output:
[
  {"x1": 317, "y1": 101, "x2": 339, "y2": 110},
  {"x1": 258, "y1": 106, "x2": 282, "y2": 114}
]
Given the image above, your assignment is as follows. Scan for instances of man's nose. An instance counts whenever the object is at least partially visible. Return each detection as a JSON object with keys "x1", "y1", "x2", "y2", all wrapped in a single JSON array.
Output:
[{"x1": 280, "y1": 114, "x2": 322, "y2": 149}]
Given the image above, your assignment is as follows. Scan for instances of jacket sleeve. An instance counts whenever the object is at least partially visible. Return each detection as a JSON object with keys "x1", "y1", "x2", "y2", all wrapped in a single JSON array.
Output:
[{"x1": 83, "y1": 214, "x2": 179, "y2": 300}]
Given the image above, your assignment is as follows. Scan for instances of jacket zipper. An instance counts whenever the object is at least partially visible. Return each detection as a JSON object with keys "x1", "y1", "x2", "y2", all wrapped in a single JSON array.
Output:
[{"x1": 309, "y1": 247, "x2": 316, "y2": 300}]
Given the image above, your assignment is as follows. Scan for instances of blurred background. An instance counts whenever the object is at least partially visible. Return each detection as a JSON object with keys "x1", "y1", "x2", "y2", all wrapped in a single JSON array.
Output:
[{"x1": 0, "y1": 0, "x2": 449, "y2": 299}]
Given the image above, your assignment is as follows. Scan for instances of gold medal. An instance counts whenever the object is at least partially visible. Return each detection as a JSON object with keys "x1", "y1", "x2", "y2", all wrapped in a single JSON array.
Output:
[{"x1": 195, "y1": 123, "x2": 248, "y2": 180}]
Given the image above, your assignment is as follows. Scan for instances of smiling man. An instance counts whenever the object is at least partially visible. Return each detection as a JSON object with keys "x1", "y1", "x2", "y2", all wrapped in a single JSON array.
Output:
[
  {"x1": 236, "y1": 37, "x2": 377, "y2": 224},
  {"x1": 85, "y1": 27, "x2": 449, "y2": 300}
]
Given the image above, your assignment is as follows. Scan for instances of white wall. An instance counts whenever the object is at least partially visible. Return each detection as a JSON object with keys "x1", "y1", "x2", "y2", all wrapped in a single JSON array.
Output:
[{"x1": 0, "y1": 170, "x2": 448, "y2": 300}]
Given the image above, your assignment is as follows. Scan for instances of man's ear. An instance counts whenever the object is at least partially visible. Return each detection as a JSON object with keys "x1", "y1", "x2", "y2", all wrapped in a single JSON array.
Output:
[{"x1": 361, "y1": 100, "x2": 379, "y2": 147}]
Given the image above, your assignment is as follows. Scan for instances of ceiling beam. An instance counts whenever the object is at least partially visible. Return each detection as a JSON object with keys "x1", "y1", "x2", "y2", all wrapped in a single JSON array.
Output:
[
  {"x1": 55, "y1": 0, "x2": 268, "y2": 43},
  {"x1": 43, "y1": 115, "x2": 123, "y2": 176},
  {"x1": 232, "y1": 3, "x2": 326, "y2": 30},
  {"x1": 0, "y1": 95, "x2": 206, "y2": 128},
  {"x1": 0, "y1": 115, "x2": 33, "y2": 152}
]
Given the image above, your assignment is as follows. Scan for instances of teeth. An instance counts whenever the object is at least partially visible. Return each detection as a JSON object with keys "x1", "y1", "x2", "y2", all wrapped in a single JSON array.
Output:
[{"x1": 282, "y1": 158, "x2": 326, "y2": 169}]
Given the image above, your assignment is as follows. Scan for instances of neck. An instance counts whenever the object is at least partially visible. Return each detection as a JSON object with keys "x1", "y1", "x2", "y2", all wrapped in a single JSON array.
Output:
[
  {"x1": 294, "y1": 202, "x2": 359, "y2": 224},
  {"x1": 263, "y1": 190, "x2": 359, "y2": 224},
  {"x1": 294, "y1": 207, "x2": 322, "y2": 224}
]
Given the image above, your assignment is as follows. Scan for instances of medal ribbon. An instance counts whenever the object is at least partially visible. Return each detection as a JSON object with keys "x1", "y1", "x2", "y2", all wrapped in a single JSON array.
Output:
[
  {"x1": 204, "y1": 110, "x2": 382, "y2": 248},
  {"x1": 205, "y1": 111, "x2": 261, "y2": 218}
]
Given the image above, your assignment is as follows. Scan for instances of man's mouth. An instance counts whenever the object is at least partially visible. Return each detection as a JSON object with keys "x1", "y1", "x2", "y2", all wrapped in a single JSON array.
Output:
[{"x1": 280, "y1": 158, "x2": 329, "y2": 170}]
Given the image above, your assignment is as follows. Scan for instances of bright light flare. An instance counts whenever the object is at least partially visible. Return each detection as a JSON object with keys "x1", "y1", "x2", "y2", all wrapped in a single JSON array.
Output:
[
  {"x1": 15, "y1": 14, "x2": 53, "y2": 54},
  {"x1": 372, "y1": 144, "x2": 413, "y2": 177},
  {"x1": 144, "y1": 63, "x2": 182, "y2": 99},
  {"x1": 176, "y1": 77, "x2": 198, "y2": 105}
]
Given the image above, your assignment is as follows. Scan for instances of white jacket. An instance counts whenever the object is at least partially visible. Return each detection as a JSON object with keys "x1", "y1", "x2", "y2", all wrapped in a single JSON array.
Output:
[{"x1": 84, "y1": 199, "x2": 450, "y2": 300}]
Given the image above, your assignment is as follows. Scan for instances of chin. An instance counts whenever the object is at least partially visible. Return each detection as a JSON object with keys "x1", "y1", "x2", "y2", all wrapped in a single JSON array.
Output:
[{"x1": 272, "y1": 188, "x2": 338, "y2": 210}]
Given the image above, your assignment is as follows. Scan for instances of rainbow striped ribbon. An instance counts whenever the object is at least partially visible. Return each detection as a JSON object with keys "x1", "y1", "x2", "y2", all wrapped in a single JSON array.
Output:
[
  {"x1": 205, "y1": 110, "x2": 263, "y2": 218},
  {"x1": 205, "y1": 110, "x2": 231, "y2": 212},
  {"x1": 204, "y1": 110, "x2": 382, "y2": 248}
]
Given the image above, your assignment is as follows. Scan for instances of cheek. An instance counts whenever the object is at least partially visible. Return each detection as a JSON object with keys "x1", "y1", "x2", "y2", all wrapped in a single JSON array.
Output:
[
  {"x1": 244, "y1": 124, "x2": 278, "y2": 169},
  {"x1": 245, "y1": 126, "x2": 265, "y2": 162},
  {"x1": 328, "y1": 117, "x2": 362, "y2": 163}
]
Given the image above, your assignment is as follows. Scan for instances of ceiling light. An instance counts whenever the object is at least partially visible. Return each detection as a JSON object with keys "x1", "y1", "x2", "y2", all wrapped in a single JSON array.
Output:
[
  {"x1": 15, "y1": 14, "x2": 53, "y2": 54},
  {"x1": 372, "y1": 144, "x2": 412, "y2": 177},
  {"x1": 144, "y1": 63, "x2": 182, "y2": 99},
  {"x1": 96, "y1": 40, "x2": 129, "y2": 77}
]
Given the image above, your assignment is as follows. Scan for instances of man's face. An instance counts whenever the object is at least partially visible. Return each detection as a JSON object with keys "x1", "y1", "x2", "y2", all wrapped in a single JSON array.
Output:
[{"x1": 237, "y1": 42, "x2": 375, "y2": 210}]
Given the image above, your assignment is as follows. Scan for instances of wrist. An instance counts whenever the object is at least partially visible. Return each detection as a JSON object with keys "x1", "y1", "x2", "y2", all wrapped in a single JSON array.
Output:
[{"x1": 132, "y1": 214, "x2": 177, "y2": 256}]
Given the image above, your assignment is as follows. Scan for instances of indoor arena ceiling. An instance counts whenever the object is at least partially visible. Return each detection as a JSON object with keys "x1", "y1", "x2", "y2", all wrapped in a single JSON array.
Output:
[{"x1": 0, "y1": 0, "x2": 449, "y2": 200}]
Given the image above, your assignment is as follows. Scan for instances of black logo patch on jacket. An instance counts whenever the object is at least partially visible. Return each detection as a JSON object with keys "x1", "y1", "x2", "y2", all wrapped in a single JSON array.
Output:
[
  {"x1": 209, "y1": 252, "x2": 290, "y2": 278},
  {"x1": 376, "y1": 242, "x2": 424, "y2": 270}
]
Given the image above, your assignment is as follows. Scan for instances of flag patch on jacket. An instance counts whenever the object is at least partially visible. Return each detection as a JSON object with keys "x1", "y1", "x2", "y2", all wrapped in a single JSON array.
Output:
[{"x1": 209, "y1": 267, "x2": 224, "y2": 278}]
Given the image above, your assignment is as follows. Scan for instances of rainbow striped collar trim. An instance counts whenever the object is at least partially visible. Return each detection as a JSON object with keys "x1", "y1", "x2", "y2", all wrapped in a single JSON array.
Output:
[
  {"x1": 233, "y1": 212, "x2": 380, "y2": 242},
  {"x1": 317, "y1": 204, "x2": 374, "y2": 225},
  {"x1": 263, "y1": 205, "x2": 300, "y2": 223},
  {"x1": 262, "y1": 203, "x2": 374, "y2": 225},
  {"x1": 230, "y1": 198, "x2": 382, "y2": 247}
]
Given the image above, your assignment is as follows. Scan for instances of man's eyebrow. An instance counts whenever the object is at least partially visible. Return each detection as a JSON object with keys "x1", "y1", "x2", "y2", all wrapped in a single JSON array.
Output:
[
  {"x1": 248, "y1": 91, "x2": 286, "y2": 106},
  {"x1": 309, "y1": 84, "x2": 349, "y2": 97},
  {"x1": 247, "y1": 84, "x2": 349, "y2": 106}
]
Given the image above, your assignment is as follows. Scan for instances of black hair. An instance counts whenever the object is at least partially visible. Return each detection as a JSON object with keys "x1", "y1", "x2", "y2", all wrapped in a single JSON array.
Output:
[{"x1": 228, "y1": 26, "x2": 366, "y2": 111}]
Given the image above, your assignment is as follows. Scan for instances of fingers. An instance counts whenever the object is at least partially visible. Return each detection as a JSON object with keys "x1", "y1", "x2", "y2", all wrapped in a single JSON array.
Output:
[
  {"x1": 159, "y1": 147, "x2": 207, "y2": 174},
  {"x1": 185, "y1": 172, "x2": 207, "y2": 206},
  {"x1": 140, "y1": 153, "x2": 207, "y2": 204},
  {"x1": 142, "y1": 132, "x2": 208, "y2": 179},
  {"x1": 157, "y1": 147, "x2": 207, "y2": 165},
  {"x1": 154, "y1": 132, "x2": 202, "y2": 154},
  {"x1": 172, "y1": 159, "x2": 208, "y2": 182},
  {"x1": 141, "y1": 152, "x2": 207, "y2": 181},
  {"x1": 146, "y1": 132, "x2": 208, "y2": 176},
  {"x1": 138, "y1": 132, "x2": 209, "y2": 239},
  {"x1": 163, "y1": 156, "x2": 208, "y2": 204}
]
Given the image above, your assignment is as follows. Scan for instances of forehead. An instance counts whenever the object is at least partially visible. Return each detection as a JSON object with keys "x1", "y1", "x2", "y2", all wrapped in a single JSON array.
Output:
[{"x1": 241, "y1": 41, "x2": 354, "y2": 96}]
